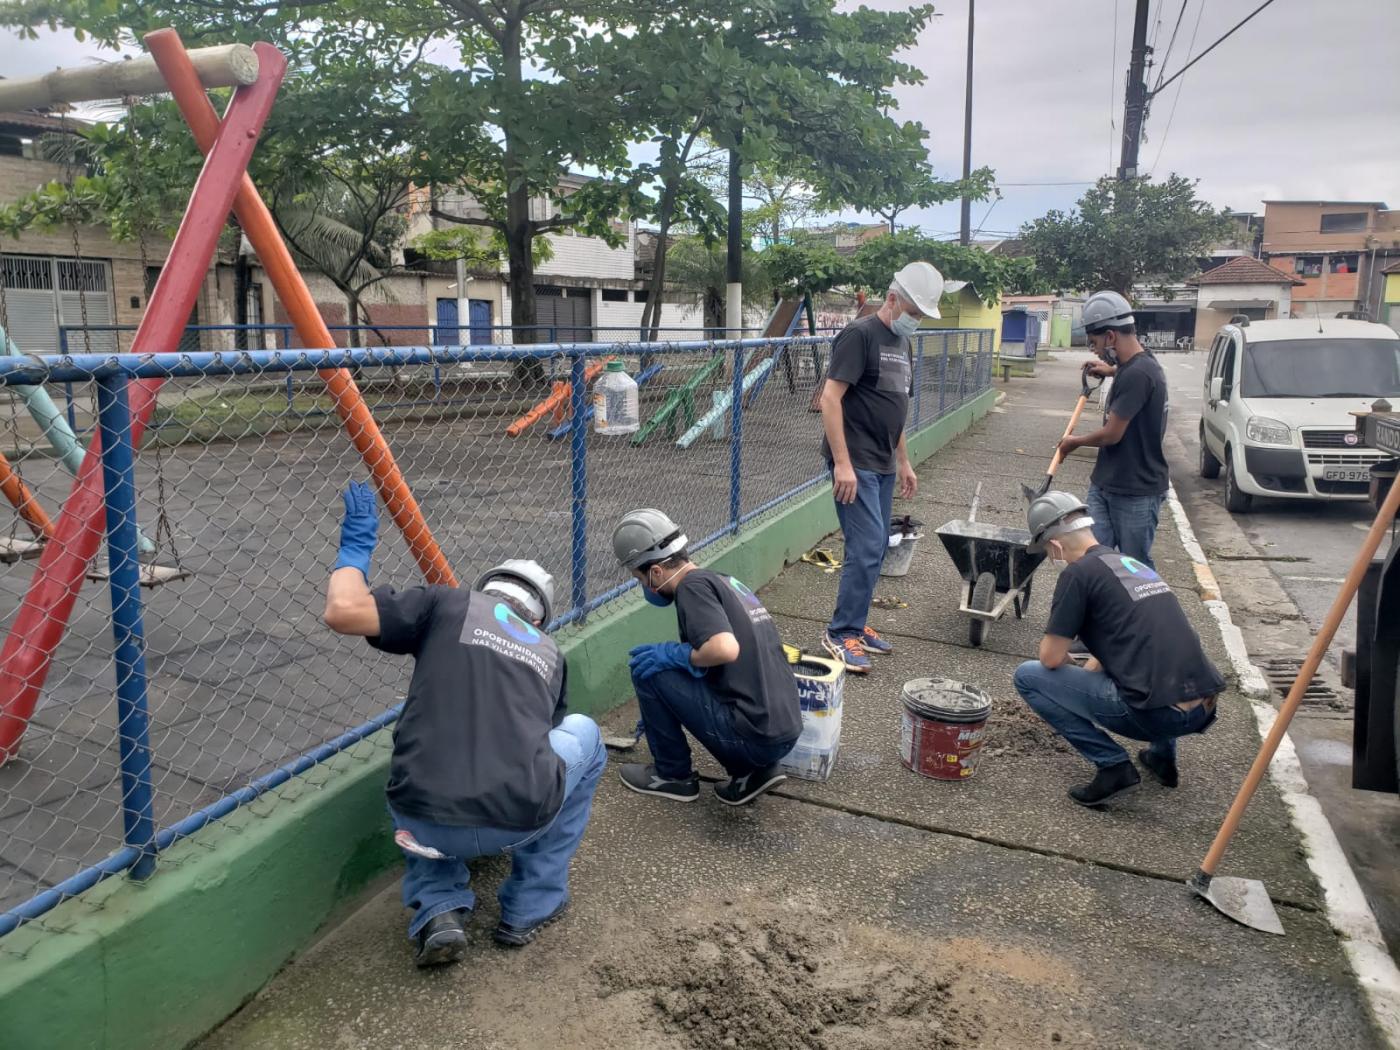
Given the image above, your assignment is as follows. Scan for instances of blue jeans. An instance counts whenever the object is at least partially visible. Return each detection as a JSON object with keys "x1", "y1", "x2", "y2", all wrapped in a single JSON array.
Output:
[
  {"x1": 634, "y1": 668, "x2": 799, "y2": 780},
  {"x1": 1013, "y1": 660, "x2": 1216, "y2": 769},
  {"x1": 389, "y1": 713, "x2": 607, "y2": 938},
  {"x1": 1086, "y1": 483, "x2": 1164, "y2": 570},
  {"x1": 829, "y1": 467, "x2": 896, "y2": 637}
]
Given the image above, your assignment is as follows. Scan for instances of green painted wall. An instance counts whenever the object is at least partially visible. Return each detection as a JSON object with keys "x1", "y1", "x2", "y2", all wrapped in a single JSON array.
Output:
[{"x1": 0, "y1": 389, "x2": 995, "y2": 1050}]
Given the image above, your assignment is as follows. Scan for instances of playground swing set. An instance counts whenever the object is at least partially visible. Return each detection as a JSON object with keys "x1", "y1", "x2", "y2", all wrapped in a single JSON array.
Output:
[{"x1": 0, "y1": 32, "x2": 458, "y2": 767}]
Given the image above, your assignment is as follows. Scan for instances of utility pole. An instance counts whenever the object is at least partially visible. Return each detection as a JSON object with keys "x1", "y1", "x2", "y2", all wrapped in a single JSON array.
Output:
[
  {"x1": 726, "y1": 143, "x2": 743, "y2": 339},
  {"x1": 958, "y1": 0, "x2": 975, "y2": 245},
  {"x1": 1118, "y1": 0, "x2": 1152, "y2": 180}
]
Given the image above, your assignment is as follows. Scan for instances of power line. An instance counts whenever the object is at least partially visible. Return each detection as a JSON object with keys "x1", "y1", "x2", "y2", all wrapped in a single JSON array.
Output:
[
  {"x1": 1154, "y1": 0, "x2": 1191, "y2": 91},
  {"x1": 1153, "y1": 0, "x2": 1279, "y2": 96},
  {"x1": 1107, "y1": 0, "x2": 1119, "y2": 173},
  {"x1": 1150, "y1": 0, "x2": 1206, "y2": 173},
  {"x1": 970, "y1": 196, "x2": 1000, "y2": 241}
]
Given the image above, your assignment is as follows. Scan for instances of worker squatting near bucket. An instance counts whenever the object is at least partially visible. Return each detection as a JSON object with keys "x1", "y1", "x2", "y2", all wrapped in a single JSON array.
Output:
[{"x1": 310, "y1": 272, "x2": 1305, "y2": 968}]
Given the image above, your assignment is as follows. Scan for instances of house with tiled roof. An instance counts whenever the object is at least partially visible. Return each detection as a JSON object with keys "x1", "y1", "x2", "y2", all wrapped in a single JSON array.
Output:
[{"x1": 1188, "y1": 255, "x2": 1303, "y2": 345}]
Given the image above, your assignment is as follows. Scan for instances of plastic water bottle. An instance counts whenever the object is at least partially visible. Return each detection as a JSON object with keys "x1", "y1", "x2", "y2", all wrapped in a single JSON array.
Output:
[{"x1": 593, "y1": 360, "x2": 639, "y2": 435}]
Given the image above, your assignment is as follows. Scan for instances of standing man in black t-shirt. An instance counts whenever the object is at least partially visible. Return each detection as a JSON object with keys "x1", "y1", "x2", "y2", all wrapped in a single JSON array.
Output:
[
  {"x1": 611, "y1": 508, "x2": 802, "y2": 806},
  {"x1": 819, "y1": 260, "x2": 945, "y2": 673},
  {"x1": 1013, "y1": 491, "x2": 1224, "y2": 807},
  {"x1": 323, "y1": 481, "x2": 606, "y2": 966},
  {"x1": 1056, "y1": 290, "x2": 1170, "y2": 569}
]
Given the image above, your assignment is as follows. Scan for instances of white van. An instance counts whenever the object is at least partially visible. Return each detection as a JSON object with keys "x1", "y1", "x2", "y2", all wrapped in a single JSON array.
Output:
[{"x1": 1198, "y1": 317, "x2": 1400, "y2": 512}]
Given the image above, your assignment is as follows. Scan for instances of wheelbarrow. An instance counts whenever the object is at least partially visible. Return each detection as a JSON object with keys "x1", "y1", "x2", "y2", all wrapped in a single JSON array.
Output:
[{"x1": 935, "y1": 482, "x2": 1048, "y2": 646}]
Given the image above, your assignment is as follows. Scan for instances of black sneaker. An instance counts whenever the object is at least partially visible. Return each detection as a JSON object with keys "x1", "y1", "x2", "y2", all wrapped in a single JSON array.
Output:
[
  {"x1": 1068, "y1": 761, "x2": 1141, "y2": 808},
  {"x1": 494, "y1": 900, "x2": 569, "y2": 948},
  {"x1": 714, "y1": 764, "x2": 787, "y2": 807},
  {"x1": 618, "y1": 763, "x2": 700, "y2": 802},
  {"x1": 1138, "y1": 747, "x2": 1180, "y2": 788},
  {"x1": 414, "y1": 909, "x2": 468, "y2": 968}
]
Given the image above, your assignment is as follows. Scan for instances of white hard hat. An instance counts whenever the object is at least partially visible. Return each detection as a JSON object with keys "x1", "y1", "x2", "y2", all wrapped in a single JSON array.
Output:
[
  {"x1": 1083, "y1": 290, "x2": 1135, "y2": 334},
  {"x1": 891, "y1": 261, "x2": 945, "y2": 319},
  {"x1": 475, "y1": 559, "x2": 555, "y2": 624}
]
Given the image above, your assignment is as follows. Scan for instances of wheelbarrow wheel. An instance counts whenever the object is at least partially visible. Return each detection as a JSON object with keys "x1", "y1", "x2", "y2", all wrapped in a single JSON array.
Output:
[{"x1": 968, "y1": 571, "x2": 996, "y2": 647}]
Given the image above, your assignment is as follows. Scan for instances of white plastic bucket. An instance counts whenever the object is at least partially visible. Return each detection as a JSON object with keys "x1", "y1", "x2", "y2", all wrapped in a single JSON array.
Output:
[{"x1": 881, "y1": 530, "x2": 923, "y2": 577}]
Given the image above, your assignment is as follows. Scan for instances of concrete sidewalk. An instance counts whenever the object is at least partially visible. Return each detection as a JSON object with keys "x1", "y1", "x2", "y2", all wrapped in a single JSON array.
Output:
[{"x1": 199, "y1": 356, "x2": 1385, "y2": 1050}]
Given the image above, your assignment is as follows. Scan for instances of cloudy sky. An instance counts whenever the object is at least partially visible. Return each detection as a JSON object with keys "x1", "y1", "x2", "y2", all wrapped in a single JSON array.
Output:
[{"x1": 3, "y1": 0, "x2": 1398, "y2": 239}]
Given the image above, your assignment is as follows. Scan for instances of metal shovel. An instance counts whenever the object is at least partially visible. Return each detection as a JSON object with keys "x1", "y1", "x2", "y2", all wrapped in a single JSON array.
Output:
[
  {"x1": 1190, "y1": 463, "x2": 1400, "y2": 934},
  {"x1": 1022, "y1": 369, "x2": 1096, "y2": 502}
]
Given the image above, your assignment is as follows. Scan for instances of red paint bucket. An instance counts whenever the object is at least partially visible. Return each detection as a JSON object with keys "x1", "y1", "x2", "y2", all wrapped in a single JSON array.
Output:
[{"x1": 900, "y1": 678, "x2": 992, "y2": 781}]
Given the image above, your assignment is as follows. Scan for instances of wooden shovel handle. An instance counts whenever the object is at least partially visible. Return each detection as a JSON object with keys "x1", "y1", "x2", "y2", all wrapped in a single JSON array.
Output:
[
  {"x1": 1201, "y1": 469, "x2": 1400, "y2": 876},
  {"x1": 1043, "y1": 393, "x2": 1089, "y2": 480}
]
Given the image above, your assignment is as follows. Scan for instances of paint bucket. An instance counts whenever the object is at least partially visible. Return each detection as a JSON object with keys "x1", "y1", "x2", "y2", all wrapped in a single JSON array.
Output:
[
  {"x1": 881, "y1": 515, "x2": 924, "y2": 578},
  {"x1": 781, "y1": 655, "x2": 845, "y2": 782},
  {"x1": 899, "y1": 677, "x2": 992, "y2": 781}
]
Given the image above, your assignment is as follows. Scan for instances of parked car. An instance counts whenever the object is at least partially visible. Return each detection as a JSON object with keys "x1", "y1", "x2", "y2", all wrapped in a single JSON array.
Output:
[{"x1": 1198, "y1": 317, "x2": 1400, "y2": 512}]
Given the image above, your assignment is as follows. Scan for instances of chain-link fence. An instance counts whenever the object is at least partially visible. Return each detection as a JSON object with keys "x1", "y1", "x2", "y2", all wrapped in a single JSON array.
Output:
[{"x1": 0, "y1": 329, "x2": 992, "y2": 945}]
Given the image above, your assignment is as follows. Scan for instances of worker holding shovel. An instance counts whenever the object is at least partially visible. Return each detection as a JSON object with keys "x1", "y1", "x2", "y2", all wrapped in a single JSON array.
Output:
[
  {"x1": 1014, "y1": 491, "x2": 1225, "y2": 807},
  {"x1": 1055, "y1": 290, "x2": 1170, "y2": 569}
]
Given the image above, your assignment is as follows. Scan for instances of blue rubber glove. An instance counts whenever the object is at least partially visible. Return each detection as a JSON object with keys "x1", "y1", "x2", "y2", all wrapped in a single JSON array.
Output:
[
  {"x1": 334, "y1": 480, "x2": 380, "y2": 579},
  {"x1": 628, "y1": 642, "x2": 704, "y2": 681}
]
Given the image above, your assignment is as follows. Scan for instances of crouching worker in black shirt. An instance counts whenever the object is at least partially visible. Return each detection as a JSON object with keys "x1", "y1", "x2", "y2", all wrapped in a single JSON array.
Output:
[
  {"x1": 611, "y1": 508, "x2": 802, "y2": 807},
  {"x1": 323, "y1": 481, "x2": 606, "y2": 967},
  {"x1": 1014, "y1": 491, "x2": 1225, "y2": 808}
]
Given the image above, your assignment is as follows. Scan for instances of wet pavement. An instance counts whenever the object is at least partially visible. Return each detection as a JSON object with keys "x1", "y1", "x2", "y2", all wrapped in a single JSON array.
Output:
[{"x1": 198, "y1": 356, "x2": 1386, "y2": 1050}]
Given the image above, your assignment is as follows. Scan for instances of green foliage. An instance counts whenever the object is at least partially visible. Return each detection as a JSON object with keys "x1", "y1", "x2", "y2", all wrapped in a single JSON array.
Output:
[
  {"x1": 666, "y1": 235, "x2": 771, "y2": 330},
  {"x1": 759, "y1": 233, "x2": 847, "y2": 298},
  {"x1": 1019, "y1": 175, "x2": 1235, "y2": 297},
  {"x1": 845, "y1": 230, "x2": 1036, "y2": 304}
]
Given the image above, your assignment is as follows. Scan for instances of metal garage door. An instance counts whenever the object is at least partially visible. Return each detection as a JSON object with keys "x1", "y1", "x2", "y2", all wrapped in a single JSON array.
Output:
[
  {"x1": 534, "y1": 285, "x2": 592, "y2": 343},
  {"x1": 0, "y1": 255, "x2": 116, "y2": 354}
]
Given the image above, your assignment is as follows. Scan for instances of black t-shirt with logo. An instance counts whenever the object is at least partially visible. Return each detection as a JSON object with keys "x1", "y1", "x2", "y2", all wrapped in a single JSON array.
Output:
[
  {"x1": 1045, "y1": 546, "x2": 1225, "y2": 710},
  {"x1": 369, "y1": 585, "x2": 566, "y2": 830},
  {"x1": 1091, "y1": 351, "x2": 1170, "y2": 496},
  {"x1": 819, "y1": 314, "x2": 912, "y2": 475},
  {"x1": 673, "y1": 568, "x2": 802, "y2": 745}
]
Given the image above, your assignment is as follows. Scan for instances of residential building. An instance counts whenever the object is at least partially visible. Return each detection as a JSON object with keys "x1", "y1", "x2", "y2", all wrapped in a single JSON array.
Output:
[
  {"x1": 808, "y1": 221, "x2": 889, "y2": 254},
  {"x1": 1260, "y1": 200, "x2": 1400, "y2": 318},
  {"x1": 1189, "y1": 255, "x2": 1302, "y2": 345}
]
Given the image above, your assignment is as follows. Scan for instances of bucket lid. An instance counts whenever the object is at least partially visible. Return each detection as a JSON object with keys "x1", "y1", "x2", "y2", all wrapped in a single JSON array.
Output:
[
  {"x1": 902, "y1": 677, "x2": 991, "y2": 722},
  {"x1": 605, "y1": 360, "x2": 626, "y2": 372}
]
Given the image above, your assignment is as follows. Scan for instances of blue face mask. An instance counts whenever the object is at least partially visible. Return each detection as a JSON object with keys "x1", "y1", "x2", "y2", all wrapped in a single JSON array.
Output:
[
  {"x1": 642, "y1": 585, "x2": 673, "y2": 608},
  {"x1": 891, "y1": 311, "x2": 921, "y2": 338}
]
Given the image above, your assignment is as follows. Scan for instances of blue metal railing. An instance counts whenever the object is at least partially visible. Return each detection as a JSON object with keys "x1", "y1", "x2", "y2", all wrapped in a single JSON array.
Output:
[{"x1": 0, "y1": 330, "x2": 993, "y2": 936}]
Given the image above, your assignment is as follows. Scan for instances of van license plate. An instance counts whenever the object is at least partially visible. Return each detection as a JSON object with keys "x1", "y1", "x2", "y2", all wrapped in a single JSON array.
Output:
[{"x1": 1322, "y1": 467, "x2": 1369, "y2": 482}]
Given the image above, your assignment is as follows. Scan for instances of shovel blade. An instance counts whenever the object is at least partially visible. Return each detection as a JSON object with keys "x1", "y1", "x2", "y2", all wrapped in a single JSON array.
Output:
[
  {"x1": 1020, "y1": 481, "x2": 1044, "y2": 503},
  {"x1": 1190, "y1": 873, "x2": 1285, "y2": 935}
]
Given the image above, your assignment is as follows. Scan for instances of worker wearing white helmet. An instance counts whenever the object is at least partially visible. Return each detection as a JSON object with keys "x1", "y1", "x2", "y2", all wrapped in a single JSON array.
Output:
[
  {"x1": 818, "y1": 260, "x2": 945, "y2": 674},
  {"x1": 323, "y1": 481, "x2": 605, "y2": 966},
  {"x1": 611, "y1": 508, "x2": 802, "y2": 807},
  {"x1": 1056, "y1": 289, "x2": 1170, "y2": 569},
  {"x1": 1015, "y1": 491, "x2": 1224, "y2": 807}
]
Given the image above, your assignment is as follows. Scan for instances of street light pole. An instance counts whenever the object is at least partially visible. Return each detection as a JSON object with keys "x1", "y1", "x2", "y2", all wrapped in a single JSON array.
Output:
[
  {"x1": 958, "y1": 0, "x2": 975, "y2": 245},
  {"x1": 726, "y1": 143, "x2": 743, "y2": 339},
  {"x1": 1118, "y1": 0, "x2": 1152, "y2": 180}
]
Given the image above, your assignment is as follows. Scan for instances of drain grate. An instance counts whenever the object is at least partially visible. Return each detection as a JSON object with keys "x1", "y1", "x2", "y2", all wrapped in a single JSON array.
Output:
[{"x1": 1255, "y1": 654, "x2": 1348, "y2": 709}]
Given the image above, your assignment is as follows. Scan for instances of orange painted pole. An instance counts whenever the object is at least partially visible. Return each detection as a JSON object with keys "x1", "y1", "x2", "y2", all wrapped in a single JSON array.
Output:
[
  {"x1": 0, "y1": 452, "x2": 55, "y2": 539},
  {"x1": 506, "y1": 360, "x2": 608, "y2": 437},
  {"x1": 145, "y1": 29, "x2": 456, "y2": 586}
]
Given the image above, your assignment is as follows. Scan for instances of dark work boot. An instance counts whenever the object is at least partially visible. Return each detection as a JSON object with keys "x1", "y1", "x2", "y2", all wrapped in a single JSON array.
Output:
[
  {"x1": 618, "y1": 763, "x2": 700, "y2": 802},
  {"x1": 1068, "y1": 761, "x2": 1141, "y2": 808},
  {"x1": 1138, "y1": 747, "x2": 1180, "y2": 788},
  {"x1": 414, "y1": 909, "x2": 468, "y2": 968}
]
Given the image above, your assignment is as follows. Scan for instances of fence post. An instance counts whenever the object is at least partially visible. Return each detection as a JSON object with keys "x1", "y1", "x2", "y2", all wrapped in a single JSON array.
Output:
[
  {"x1": 911, "y1": 334, "x2": 925, "y2": 428},
  {"x1": 568, "y1": 350, "x2": 589, "y2": 618},
  {"x1": 94, "y1": 373, "x2": 158, "y2": 881},
  {"x1": 938, "y1": 334, "x2": 950, "y2": 415},
  {"x1": 729, "y1": 341, "x2": 744, "y2": 533}
]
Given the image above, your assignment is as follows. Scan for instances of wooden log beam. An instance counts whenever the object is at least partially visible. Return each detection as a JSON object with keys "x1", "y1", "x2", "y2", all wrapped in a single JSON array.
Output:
[{"x1": 0, "y1": 44, "x2": 259, "y2": 110}]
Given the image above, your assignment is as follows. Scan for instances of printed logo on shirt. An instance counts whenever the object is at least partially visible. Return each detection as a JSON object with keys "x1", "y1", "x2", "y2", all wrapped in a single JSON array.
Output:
[
  {"x1": 494, "y1": 602, "x2": 541, "y2": 646},
  {"x1": 727, "y1": 575, "x2": 774, "y2": 627},
  {"x1": 876, "y1": 348, "x2": 912, "y2": 394},
  {"x1": 459, "y1": 592, "x2": 560, "y2": 685},
  {"x1": 1098, "y1": 551, "x2": 1170, "y2": 602}
]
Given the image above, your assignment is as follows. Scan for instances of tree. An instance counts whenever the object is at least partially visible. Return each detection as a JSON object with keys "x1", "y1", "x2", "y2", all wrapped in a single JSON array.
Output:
[
  {"x1": 867, "y1": 168, "x2": 997, "y2": 235},
  {"x1": 554, "y1": 0, "x2": 940, "y2": 338},
  {"x1": 665, "y1": 235, "x2": 770, "y2": 335},
  {"x1": 3, "y1": 0, "x2": 651, "y2": 349},
  {"x1": 1019, "y1": 175, "x2": 1234, "y2": 297},
  {"x1": 759, "y1": 231, "x2": 847, "y2": 302},
  {"x1": 844, "y1": 229, "x2": 1036, "y2": 305}
]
